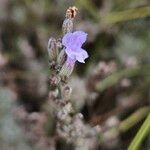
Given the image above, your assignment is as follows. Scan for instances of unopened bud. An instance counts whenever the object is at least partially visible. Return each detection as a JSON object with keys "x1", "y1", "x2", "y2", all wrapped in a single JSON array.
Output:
[
  {"x1": 62, "y1": 6, "x2": 78, "y2": 35},
  {"x1": 62, "y1": 18, "x2": 73, "y2": 35},
  {"x1": 59, "y1": 57, "x2": 75, "y2": 80},
  {"x1": 57, "y1": 49, "x2": 66, "y2": 66},
  {"x1": 48, "y1": 38, "x2": 58, "y2": 61}
]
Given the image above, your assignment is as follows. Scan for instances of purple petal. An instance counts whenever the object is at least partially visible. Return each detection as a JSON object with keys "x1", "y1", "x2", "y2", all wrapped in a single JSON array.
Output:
[
  {"x1": 75, "y1": 48, "x2": 89, "y2": 63},
  {"x1": 62, "y1": 31, "x2": 89, "y2": 64},
  {"x1": 62, "y1": 31, "x2": 88, "y2": 50},
  {"x1": 73, "y1": 31, "x2": 88, "y2": 45},
  {"x1": 62, "y1": 33, "x2": 80, "y2": 50},
  {"x1": 65, "y1": 48, "x2": 76, "y2": 59},
  {"x1": 62, "y1": 33, "x2": 73, "y2": 47}
]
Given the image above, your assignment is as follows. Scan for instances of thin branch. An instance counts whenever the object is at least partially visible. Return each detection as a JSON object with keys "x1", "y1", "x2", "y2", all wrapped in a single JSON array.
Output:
[
  {"x1": 128, "y1": 113, "x2": 150, "y2": 150},
  {"x1": 96, "y1": 66, "x2": 149, "y2": 92},
  {"x1": 119, "y1": 106, "x2": 150, "y2": 133},
  {"x1": 104, "y1": 6, "x2": 150, "y2": 24}
]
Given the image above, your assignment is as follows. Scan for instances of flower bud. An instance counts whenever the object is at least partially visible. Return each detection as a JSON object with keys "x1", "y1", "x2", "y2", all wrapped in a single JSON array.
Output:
[
  {"x1": 62, "y1": 18, "x2": 73, "y2": 35},
  {"x1": 59, "y1": 57, "x2": 75, "y2": 80},
  {"x1": 57, "y1": 49, "x2": 66, "y2": 66},
  {"x1": 47, "y1": 37, "x2": 58, "y2": 61},
  {"x1": 62, "y1": 6, "x2": 78, "y2": 35}
]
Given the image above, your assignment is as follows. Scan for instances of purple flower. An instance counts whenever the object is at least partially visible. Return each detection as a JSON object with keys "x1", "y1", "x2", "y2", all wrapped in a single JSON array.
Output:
[{"x1": 62, "y1": 31, "x2": 89, "y2": 63}]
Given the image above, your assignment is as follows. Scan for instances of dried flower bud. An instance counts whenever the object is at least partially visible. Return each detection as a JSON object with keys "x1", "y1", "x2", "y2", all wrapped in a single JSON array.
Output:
[
  {"x1": 57, "y1": 49, "x2": 66, "y2": 65},
  {"x1": 48, "y1": 37, "x2": 58, "y2": 61},
  {"x1": 57, "y1": 38, "x2": 63, "y2": 49},
  {"x1": 49, "y1": 74, "x2": 60, "y2": 87},
  {"x1": 66, "y1": 6, "x2": 78, "y2": 19},
  {"x1": 49, "y1": 89, "x2": 59, "y2": 99},
  {"x1": 62, "y1": 86, "x2": 72, "y2": 101}
]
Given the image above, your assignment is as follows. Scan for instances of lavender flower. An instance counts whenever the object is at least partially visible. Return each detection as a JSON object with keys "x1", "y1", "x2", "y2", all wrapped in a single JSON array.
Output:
[{"x1": 62, "y1": 31, "x2": 89, "y2": 63}]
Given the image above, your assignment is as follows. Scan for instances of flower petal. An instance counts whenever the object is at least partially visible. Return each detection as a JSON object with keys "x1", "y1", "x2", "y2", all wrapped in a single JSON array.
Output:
[
  {"x1": 65, "y1": 48, "x2": 76, "y2": 59},
  {"x1": 75, "y1": 48, "x2": 89, "y2": 63},
  {"x1": 62, "y1": 33, "x2": 73, "y2": 47},
  {"x1": 62, "y1": 31, "x2": 89, "y2": 64},
  {"x1": 73, "y1": 31, "x2": 88, "y2": 45}
]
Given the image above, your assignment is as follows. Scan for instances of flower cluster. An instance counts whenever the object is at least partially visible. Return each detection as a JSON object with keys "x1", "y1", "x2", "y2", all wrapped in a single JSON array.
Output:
[{"x1": 48, "y1": 5, "x2": 89, "y2": 79}]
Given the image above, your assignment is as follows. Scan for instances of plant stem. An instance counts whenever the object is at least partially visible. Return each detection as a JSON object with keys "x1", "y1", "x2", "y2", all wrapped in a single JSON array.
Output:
[
  {"x1": 75, "y1": 2, "x2": 150, "y2": 24},
  {"x1": 128, "y1": 113, "x2": 150, "y2": 150},
  {"x1": 104, "y1": 6, "x2": 150, "y2": 24},
  {"x1": 119, "y1": 106, "x2": 150, "y2": 133},
  {"x1": 96, "y1": 66, "x2": 149, "y2": 92},
  {"x1": 99, "y1": 107, "x2": 150, "y2": 145}
]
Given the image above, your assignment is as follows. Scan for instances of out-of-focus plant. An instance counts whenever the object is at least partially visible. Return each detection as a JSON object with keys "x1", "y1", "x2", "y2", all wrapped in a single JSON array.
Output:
[{"x1": 0, "y1": 88, "x2": 31, "y2": 150}]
